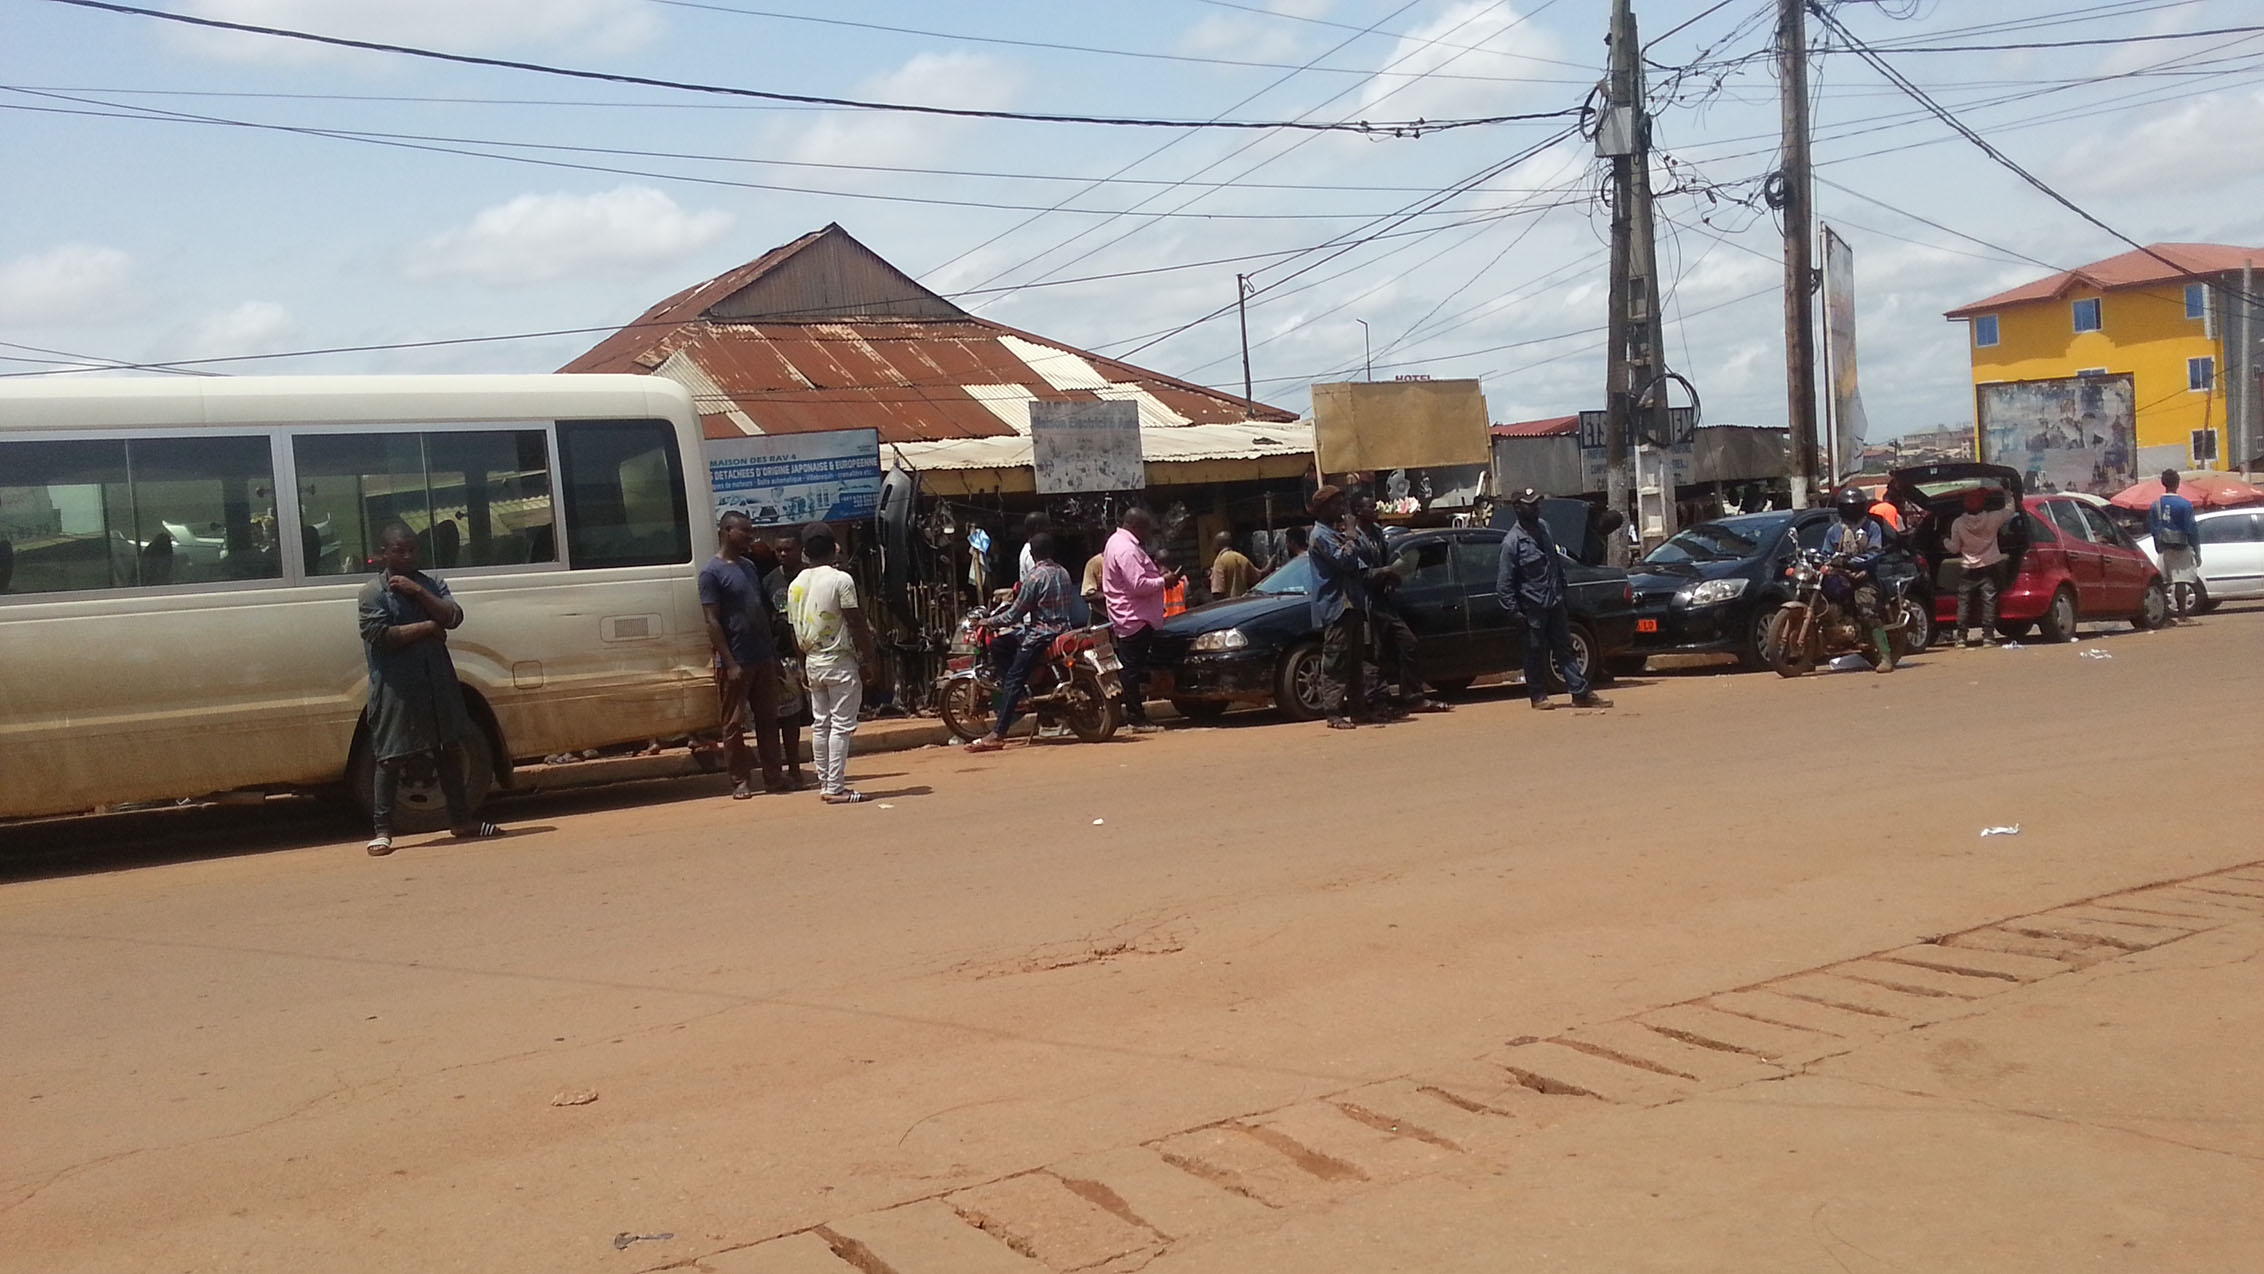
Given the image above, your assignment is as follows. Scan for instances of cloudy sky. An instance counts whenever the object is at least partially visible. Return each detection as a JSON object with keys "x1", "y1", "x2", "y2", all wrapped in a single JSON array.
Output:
[{"x1": 7, "y1": 0, "x2": 2263, "y2": 436}]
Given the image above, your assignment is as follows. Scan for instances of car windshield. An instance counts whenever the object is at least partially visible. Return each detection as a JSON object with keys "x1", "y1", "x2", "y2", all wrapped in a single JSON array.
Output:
[
  {"x1": 1249, "y1": 554, "x2": 1314, "y2": 596},
  {"x1": 1913, "y1": 476, "x2": 2012, "y2": 499},
  {"x1": 1645, "y1": 519, "x2": 1776, "y2": 565}
]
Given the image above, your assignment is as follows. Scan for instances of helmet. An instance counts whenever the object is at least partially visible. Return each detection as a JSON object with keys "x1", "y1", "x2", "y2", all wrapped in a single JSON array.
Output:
[{"x1": 1834, "y1": 487, "x2": 1871, "y2": 522}]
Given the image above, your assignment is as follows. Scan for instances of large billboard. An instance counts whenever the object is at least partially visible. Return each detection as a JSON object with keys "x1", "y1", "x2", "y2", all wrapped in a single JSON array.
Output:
[
  {"x1": 1312, "y1": 379, "x2": 1490, "y2": 473},
  {"x1": 1030, "y1": 400, "x2": 1143, "y2": 494},
  {"x1": 1977, "y1": 374, "x2": 2138, "y2": 495},
  {"x1": 705, "y1": 427, "x2": 883, "y2": 527},
  {"x1": 1821, "y1": 226, "x2": 1871, "y2": 484}
]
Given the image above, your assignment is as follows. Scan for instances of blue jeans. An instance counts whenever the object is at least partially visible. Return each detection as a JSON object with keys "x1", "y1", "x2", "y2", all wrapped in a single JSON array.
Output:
[
  {"x1": 992, "y1": 632, "x2": 1051, "y2": 737},
  {"x1": 1521, "y1": 604, "x2": 1588, "y2": 701}
]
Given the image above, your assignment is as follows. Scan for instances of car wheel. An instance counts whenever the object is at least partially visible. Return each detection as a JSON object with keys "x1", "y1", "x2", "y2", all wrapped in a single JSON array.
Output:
[
  {"x1": 1736, "y1": 603, "x2": 1778, "y2": 671},
  {"x1": 1274, "y1": 642, "x2": 1326, "y2": 721},
  {"x1": 1170, "y1": 697, "x2": 1231, "y2": 722},
  {"x1": 2038, "y1": 586, "x2": 2079, "y2": 643},
  {"x1": 1545, "y1": 623, "x2": 1599, "y2": 693},
  {"x1": 349, "y1": 723, "x2": 497, "y2": 835},
  {"x1": 2133, "y1": 579, "x2": 2169, "y2": 630}
]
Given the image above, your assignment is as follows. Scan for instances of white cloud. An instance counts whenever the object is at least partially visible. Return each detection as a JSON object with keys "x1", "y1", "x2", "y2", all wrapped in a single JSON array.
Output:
[
  {"x1": 2055, "y1": 90, "x2": 2264, "y2": 198},
  {"x1": 1359, "y1": 1, "x2": 1568, "y2": 122},
  {"x1": 0, "y1": 243, "x2": 135, "y2": 325},
  {"x1": 180, "y1": 300, "x2": 297, "y2": 359},
  {"x1": 170, "y1": 0, "x2": 659, "y2": 64},
  {"x1": 1178, "y1": 14, "x2": 1309, "y2": 63},
  {"x1": 777, "y1": 51, "x2": 1025, "y2": 176},
  {"x1": 408, "y1": 186, "x2": 734, "y2": 286}
]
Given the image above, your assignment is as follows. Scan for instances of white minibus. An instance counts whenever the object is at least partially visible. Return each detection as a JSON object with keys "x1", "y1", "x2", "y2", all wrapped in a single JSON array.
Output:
[{"x1": 0, "y1": 375, "x2": 715, "y2": 828}]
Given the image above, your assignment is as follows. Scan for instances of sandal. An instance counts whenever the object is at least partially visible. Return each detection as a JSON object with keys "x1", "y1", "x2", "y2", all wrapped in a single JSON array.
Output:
[
  {"x1": 365, "y1": 836, "x2": 394, "y2": 857},
  {"x1": 821, "y1": 789, "x2": 870, "y2": 805},
  {"x1": 731, "y1": 780, "x2": 755, "y2": 800},
  {"x1": 450, "y1": 822, "x2": 506, "y2": 840},
  {"x1": 1326, "y1": 716, "x2": 1358, "y2": 730},
  {"x1": 964, "y1": 736, "x2": 1005, "y2": 754}
]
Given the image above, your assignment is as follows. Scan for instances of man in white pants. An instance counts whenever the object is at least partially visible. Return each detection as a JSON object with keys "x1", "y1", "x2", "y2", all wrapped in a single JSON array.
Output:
[{"x1": 787, "y1": 522, "x2": 876, "y2": 805}]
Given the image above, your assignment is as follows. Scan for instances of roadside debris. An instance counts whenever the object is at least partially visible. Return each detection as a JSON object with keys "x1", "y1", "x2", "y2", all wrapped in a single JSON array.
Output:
[
  {"x1": 1979, "y1": 825, "x2": 2022, "y2": 837},
  {"x1": 1092, "y1": 818, "x2": 1106, "y2": 826},
  {"x1": 549, "y1": 1089, "x2": 599, "y2": 1107},
  {"x1": 2079, "y1": 648, "x2": 2113, "y2": 660},
  {"x1": 611, "y1": 1232, "x2": 674, "y2": 1250}
]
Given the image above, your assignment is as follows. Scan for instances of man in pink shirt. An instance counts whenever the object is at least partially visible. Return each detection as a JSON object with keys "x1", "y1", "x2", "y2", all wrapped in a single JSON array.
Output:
[{"x1": 1101, "y1": 507, "x2": 1180, "y2": 733}]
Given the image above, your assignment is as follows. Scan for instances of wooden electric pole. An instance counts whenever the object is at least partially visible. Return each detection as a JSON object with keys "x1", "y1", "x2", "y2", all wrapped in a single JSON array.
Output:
[{"x1": 1778, "y1": 0, "x2": 1820, "y2": 505}]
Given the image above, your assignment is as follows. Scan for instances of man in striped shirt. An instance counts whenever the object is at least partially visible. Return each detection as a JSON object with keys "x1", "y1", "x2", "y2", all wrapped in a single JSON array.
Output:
[{"x1": 966, "y1": 532, "x2": 1077, "y2": 753}]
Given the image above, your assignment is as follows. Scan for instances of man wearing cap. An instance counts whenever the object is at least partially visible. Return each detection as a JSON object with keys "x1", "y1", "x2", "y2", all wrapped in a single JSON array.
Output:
[
  {"x1": 1307, "y1": 485, "x2": 1380, "y2": 729},
  {"x1": 1497, "y1": 488, "x2": 1610, "y2": 711}
]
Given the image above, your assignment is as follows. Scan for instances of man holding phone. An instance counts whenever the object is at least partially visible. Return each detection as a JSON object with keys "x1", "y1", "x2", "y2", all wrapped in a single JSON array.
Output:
[{"x1": 357, "y1": 522, "x2": 505, "y2": 855}]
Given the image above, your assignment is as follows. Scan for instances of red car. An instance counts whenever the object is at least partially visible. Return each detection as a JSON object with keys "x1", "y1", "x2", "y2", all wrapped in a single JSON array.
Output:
[{"x1": 1886, "y1": 462, "x2": 2168, "y2": 642}]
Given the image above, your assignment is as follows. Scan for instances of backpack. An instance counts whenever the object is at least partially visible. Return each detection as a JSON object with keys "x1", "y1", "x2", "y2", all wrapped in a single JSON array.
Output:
[{"x1": 2151, "y1": 497, "x2": 2190, "y2": 550}]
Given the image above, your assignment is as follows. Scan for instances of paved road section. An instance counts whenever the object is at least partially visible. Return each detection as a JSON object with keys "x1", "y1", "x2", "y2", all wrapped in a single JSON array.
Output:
[{"x1": 2, "y1": 610, "x2": 2257, "y2": 1272}]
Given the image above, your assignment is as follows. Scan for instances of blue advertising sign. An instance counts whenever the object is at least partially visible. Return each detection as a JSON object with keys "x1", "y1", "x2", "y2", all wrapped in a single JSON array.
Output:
[{"x1": 705, "y1": 428, "x2": 882, "y2": 527}]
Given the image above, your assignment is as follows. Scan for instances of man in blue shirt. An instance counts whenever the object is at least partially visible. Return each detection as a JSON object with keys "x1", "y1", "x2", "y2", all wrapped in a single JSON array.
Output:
[
  {"x1": 1496, "y1": 488, "x2": 1610, "y2": 710},
  {"x1": 700, "y1": 511, "x2": 789, "y2": 799},
  {"x1": 2147, "y1": 469, "x2": 2204, "y2": 622},
  {"x1": 966, "y1": 532, "x2": 1078, "y2": 753},
  {"x1": 1308, "y1": 484, "x2": 1379, "y2": 729}
]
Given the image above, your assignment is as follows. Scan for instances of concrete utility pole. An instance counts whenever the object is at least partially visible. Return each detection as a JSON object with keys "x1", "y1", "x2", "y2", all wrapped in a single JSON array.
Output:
[
  {"x1": 1236, "y1": 273, "x2": 1255, "y2": 418},
  {"x1": 1602, "y1": 0, "x2": 1676, "y2": 550},
  {"x1": 2237, "y1": 265, "x2": 2259, "y2": 475},
  {"x1": 1777, "y1": 0, "x2": 1820, "y2": 506}
]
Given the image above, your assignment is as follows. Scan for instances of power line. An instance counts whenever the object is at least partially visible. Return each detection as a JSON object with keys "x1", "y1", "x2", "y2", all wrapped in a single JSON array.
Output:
[
  {"x1": 0, "y1": 89, "x2": 1565, "y2": 223},
  {"x1": 1865, "y1": 24, "x2": 2264, "y2": 54},
  {"x1": 1188, "y1": 0, "x2": 1602, "y2": 71},
  {"x1": 1811, "y1": 4, "x2": 2264, "y2": 310},
  {"x1": 42, "y1": 0, "x2": 1573, "y2": 136},
  {"x1": 650, "y1": 0, "x2": 1578, "y2": 84}
]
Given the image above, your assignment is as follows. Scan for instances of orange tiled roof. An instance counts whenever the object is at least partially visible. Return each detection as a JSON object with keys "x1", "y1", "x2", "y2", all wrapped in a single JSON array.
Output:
[{"x1": 1945, "y1": 242, "x2": 2264, "y2": 318}]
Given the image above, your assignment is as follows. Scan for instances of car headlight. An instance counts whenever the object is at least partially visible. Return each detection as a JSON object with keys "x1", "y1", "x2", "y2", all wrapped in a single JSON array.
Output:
[
  {"x1": 1678, "y1": 578, "x2": 1749, "y2": 607},
  {"x1": 1188, "y1": 628, "x2": 1249, "y2": 653}
]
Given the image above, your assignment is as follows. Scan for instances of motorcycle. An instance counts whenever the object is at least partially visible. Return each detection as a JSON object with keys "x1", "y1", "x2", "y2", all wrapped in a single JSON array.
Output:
[
  {"x1": 1765, "y1": 548, "x2": 1917, "y2": 677},
  {"x1": 935, "y1": 609, "x2": 1123, "y2": 743}
]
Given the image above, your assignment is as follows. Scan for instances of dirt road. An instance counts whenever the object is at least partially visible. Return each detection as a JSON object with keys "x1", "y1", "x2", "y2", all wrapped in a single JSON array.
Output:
[{"x1": 4, "y1": 611, "x2": 2259, "y2": 1273}]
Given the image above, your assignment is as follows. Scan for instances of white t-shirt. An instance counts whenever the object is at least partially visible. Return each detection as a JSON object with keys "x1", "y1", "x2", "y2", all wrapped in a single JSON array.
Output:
[{"x1": 787, "y1": 564, "x2": 861, "y2": 673}]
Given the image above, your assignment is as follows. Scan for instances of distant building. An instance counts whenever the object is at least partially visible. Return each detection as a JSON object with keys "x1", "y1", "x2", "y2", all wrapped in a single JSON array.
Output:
[{"x1": 1945, "y1": 242, "x2": 2261, "y2": 472}]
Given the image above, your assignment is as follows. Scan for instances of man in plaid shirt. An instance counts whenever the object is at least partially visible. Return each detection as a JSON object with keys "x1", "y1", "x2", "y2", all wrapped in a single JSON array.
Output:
[{"x1": 966, "y1": 532, "x2": 1077, "y2": 753}]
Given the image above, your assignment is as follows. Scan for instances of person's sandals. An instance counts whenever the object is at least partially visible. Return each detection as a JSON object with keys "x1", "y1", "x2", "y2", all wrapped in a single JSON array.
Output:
[
  {"x1": 450, "y1": 822, "x2": 506, "y2": 840},
  {"x1": 1529, "y1": 699, "x2": 1556, "y2": 711},
  {"x1": 731, "y1": 780, "x2": 755, "y2": 800},
  {"x1": 964, "y1": 736, "x2": 1005, "y2": 753},
  {"x1": 1326, "y1": 715, "x2": 1358, "y2": 730},
  {"x1": 1571, "y1": 693, "x2": 1613, "y2": 708},
  {"x1": 1408, "y1": 698, "x2": 1454, "y2": 713},
  {"x1": 822, "y1": 789, "x2": 870, "y2": 805},
  {"x1": 365, "y1": 836, "x2": 394, "y2": 857}
]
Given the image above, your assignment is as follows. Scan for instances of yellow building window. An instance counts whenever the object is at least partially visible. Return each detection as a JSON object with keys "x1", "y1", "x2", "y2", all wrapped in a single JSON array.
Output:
[
  {"x1": 1973, "y1": 314, "x2": 1999, "y2": 347},
  {"x1": 2073, "y1": 298, "x2": 2101, "y2": 332},
  {"x1": 2189, "y1": 356, "x2": 2215, "y2": 392}
]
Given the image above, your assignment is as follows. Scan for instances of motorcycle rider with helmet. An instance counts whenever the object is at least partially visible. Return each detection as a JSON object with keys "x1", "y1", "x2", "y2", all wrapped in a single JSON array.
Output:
[{"x1": 1820, "y1": 487, "x2": 1899, "y2": 673}]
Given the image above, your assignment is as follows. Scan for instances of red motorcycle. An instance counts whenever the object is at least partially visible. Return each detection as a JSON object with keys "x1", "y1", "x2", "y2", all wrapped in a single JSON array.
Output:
[{"x1": 935, "y1": 609, "x2": 1122, "y2": 743}]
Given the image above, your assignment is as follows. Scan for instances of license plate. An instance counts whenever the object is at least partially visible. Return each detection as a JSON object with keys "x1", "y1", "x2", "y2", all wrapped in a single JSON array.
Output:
[
  {"x1": 1094, "y1": 653, "x2": 1122, "y2": 673},
  {"x1": 1636, "y1": 619, "x2": 1659, "y2": 633}
]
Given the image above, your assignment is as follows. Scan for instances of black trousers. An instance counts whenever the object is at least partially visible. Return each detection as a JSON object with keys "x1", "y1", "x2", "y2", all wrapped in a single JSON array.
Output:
[
  {"x1": 1372, "y1": 607, "x2": 1421, "y2": 702},
  {"x1": 1321, "y1": 608, "x2": 1369, "y2": 717},
  {"x1": 1114, "y1": 623, "x2": 1156, "y2": 724}
]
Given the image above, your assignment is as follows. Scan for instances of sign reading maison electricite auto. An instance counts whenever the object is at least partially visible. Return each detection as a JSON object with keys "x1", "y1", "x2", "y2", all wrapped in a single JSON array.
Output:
[
  {"x1": 1030, "y1": 400, "x2": 1143, "y2": 494},
  {"x1": 705, "y1": 427, "x2": 883, "y2": 527}
]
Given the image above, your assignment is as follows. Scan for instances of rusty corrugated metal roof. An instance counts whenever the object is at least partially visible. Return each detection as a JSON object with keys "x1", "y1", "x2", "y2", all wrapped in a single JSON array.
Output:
[
  {"x1": 1945, "y1": 242, "x2": 2264, "y2": 318},
  {"x1": 1491, "y1": 415, "x2": 1579, "y2": 438},
  {"x1": 561, "y1": 224, "x2": 1295, "y2": 444}
]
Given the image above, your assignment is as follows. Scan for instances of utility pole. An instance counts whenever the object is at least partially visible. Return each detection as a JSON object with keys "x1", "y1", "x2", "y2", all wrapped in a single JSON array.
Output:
[
  {"x1": 1602, "y1": 0, "x2": 1676, "y2": 551},
  {"x1": 1778, "y1": 0, "x2": 1820, "y2": 505},
  {"x1": 2237, "y1": 265, "x2": 2258, "y2": 475},
  {"x1": 1356, "y1": 318, "x2": 1372, "y2": 381},
  {"x1": 1236, "y1": 273, "x2": 1255, "y2": 418}
]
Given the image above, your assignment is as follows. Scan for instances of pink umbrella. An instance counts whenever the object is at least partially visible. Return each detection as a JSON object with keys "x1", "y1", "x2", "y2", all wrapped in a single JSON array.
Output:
[{"x1": 2110, "y1": 472, "x2": 2264, "y2": 510}]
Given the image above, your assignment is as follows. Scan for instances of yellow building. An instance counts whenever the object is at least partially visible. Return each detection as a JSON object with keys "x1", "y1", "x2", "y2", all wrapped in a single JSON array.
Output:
[{"x1": 1946, "y1": 242, "x2": 2261, "y2": 474}]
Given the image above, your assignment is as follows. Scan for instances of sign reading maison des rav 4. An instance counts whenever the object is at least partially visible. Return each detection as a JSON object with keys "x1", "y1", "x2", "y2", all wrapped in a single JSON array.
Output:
[
  {"x1": 704, "y1": 428, "x2": 883, "y2": 527},
  {"x1": 1030, "y1": 399, "x2": 1144, "y2": 494}
]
